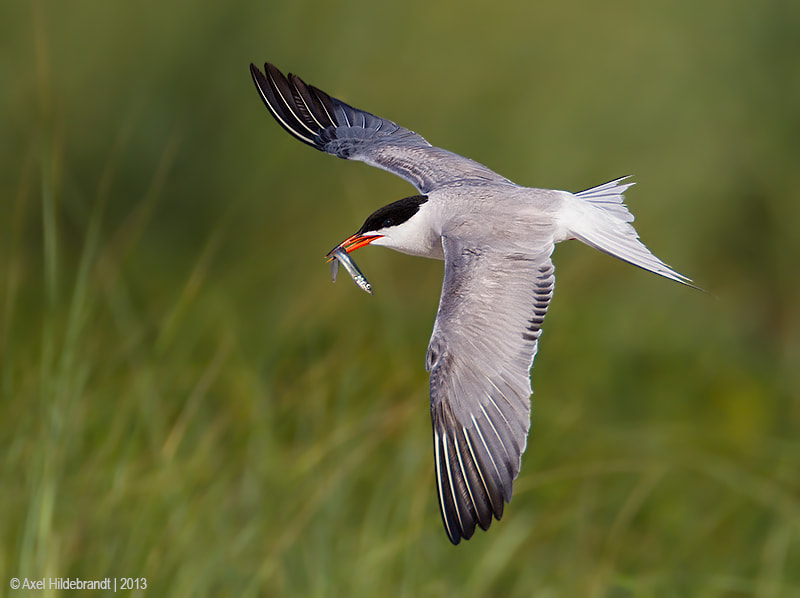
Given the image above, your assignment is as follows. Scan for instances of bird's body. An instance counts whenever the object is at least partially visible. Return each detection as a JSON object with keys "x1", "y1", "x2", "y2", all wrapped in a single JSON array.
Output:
[
  {"x1": 375, "y1": 185, "x2": 557, "y2": 258},
  {"x1": 250, "y1": 62, "x2": 693, "y2": 544}
]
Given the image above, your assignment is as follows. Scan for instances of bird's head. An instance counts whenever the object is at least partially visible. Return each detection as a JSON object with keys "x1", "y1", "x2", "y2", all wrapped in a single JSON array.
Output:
[{"x1": 326, "y1": 195, "x2": 430, "y2": 258}]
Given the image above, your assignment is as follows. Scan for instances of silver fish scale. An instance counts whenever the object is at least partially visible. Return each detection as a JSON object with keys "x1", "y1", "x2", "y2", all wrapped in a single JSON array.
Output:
[{"x1": 329, "y1": 247, "x2": 372, "y2": 295}]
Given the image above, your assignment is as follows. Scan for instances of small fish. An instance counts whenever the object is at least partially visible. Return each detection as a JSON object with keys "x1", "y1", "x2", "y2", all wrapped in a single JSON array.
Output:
[{"x1": 328, "y1": 247, "x2": 373, "y2": 294}]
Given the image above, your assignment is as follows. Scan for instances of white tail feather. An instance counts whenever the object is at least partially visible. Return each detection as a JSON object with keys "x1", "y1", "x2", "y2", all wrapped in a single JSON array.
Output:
[{"x1": 564, "y1": 177, "x2": 694, "y2": 286}]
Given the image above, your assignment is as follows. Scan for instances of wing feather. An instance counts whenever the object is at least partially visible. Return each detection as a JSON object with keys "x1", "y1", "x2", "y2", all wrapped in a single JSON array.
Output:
[
  {"x1": 251, "y1": 62, "x2": 511, "y2": 193},
  {"x1": 428, "y1": 238, "x2": 556, "y2": 544}
]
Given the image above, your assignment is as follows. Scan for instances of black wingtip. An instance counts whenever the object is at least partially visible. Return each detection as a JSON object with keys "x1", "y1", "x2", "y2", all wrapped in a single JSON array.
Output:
[
  {"x1": 249, "y1": 61, "x2": 324, "y2": 149},
  {"x1": 249, "y1": 62, "x2": 268, "y2": 97},
  {"x1": 249, "y1": 63, "x2": 261, "y2": 83}
]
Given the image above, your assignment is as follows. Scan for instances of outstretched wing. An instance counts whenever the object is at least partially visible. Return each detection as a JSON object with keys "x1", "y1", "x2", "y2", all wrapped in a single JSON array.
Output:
[
  {"x1": 426, "y1": 237, "x2": 556, "y2": 544},
  {"x1": 250, "y1": 62, "x2": 510, "y2": 194}
]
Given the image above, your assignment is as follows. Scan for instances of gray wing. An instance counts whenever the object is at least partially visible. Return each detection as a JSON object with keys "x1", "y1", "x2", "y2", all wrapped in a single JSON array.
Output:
[
  {"x1": 426, "y1": 237, "x2": 556, "y2": 544},
  {"x1": 250, "y1": 63, "x2": 510, "y2": 194}
]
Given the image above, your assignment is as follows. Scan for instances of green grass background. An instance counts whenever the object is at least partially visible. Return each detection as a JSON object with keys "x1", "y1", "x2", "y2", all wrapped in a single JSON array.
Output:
[{"x1": 1, "y1": 1, "x2": 799, "y2": 596}]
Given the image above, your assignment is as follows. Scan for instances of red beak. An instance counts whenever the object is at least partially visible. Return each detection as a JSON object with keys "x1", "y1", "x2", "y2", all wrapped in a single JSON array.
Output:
[{"x1": 325, "y1": 233, "x2": 382, "y2": 261}]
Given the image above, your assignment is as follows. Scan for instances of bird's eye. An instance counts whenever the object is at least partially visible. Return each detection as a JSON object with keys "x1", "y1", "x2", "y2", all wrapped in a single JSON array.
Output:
[{"x1": 382, "y1": 218, "x2": 393, "y2": 228}]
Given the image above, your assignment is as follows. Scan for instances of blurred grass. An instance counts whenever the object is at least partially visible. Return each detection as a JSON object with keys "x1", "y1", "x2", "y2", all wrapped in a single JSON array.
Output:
[{"x1": 1, "y1": 0, "x2": 799, "y2": 596}]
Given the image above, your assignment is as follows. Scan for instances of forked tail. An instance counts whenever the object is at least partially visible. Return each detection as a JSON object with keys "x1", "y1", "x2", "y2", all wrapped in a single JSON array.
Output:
[{"x1": 565, "y1": 177, "x2": 694, "y2": 286}]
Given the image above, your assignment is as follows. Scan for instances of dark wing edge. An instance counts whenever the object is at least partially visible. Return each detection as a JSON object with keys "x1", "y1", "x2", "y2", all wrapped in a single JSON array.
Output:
[
  {"x1": 427, "y1": 247, "x2": 556, "y2": 545},
  {"x1": 250, "y1": 62, "x2": 338, "y2": 148},
  {"x1": 250, "y1": 63, "x2": 431, "y2": 182},
  {"x1": 250, "y1": 62, "x2": 512, "y2": 193}
]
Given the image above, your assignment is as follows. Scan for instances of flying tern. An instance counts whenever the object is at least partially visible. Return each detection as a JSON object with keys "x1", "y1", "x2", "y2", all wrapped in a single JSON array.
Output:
[{"x1": 250, "y1": 62, "x2": 693, "y2": 544}]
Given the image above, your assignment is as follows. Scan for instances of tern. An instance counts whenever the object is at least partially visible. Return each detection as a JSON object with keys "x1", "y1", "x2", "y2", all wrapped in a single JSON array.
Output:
[{"x1": 250, "y1": 62, "x2": 693, "y2": 545}]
